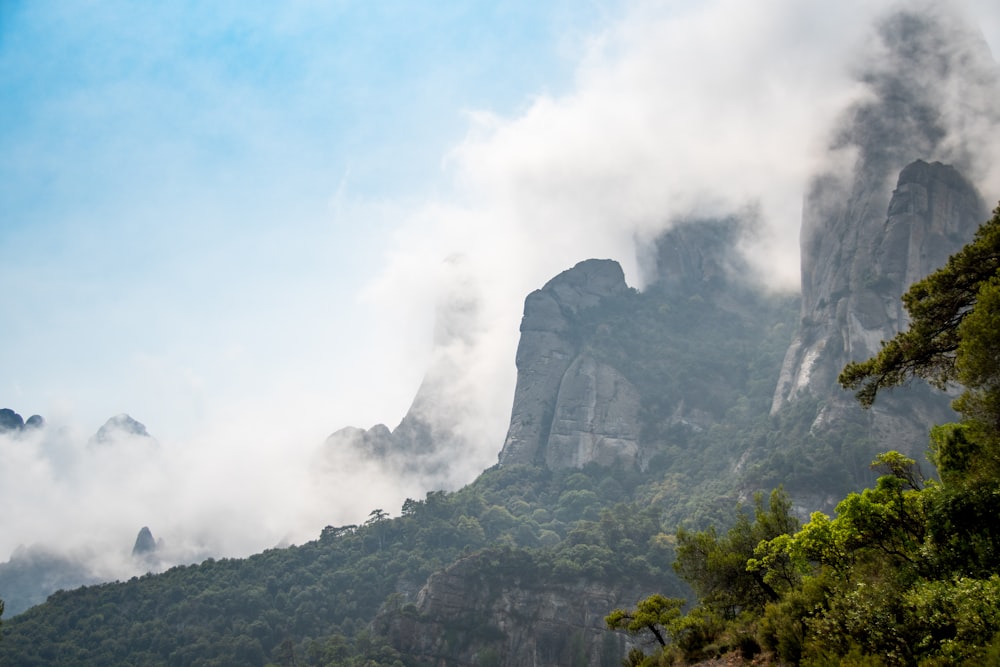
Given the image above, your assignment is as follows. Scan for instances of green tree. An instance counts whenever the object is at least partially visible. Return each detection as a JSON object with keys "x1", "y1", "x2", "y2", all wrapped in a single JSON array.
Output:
[
  {"x1": 840, "y1": 204, "x2": 1000, "y2": 411},
  {"x1": 674, "y1": 489, "x2": 798, "y2": 619},
  {"x1": 605, "y1": 593, "x2": 684, "y2": 648}
]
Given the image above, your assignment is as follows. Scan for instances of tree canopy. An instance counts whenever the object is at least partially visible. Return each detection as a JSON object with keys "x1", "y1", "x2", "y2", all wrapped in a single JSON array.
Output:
[{"x1": 612, "y1": 202, "x2": 1000, "y2": 666}]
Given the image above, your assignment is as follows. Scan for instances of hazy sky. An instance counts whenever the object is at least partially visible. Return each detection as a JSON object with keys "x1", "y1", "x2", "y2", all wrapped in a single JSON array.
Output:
[{"x1": 2, "y1": 1, "x2": 1000, "y2": 572}]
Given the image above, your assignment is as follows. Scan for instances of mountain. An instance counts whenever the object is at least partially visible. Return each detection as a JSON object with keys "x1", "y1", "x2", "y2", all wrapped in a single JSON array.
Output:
[
  {"x1": 1, "y1": 6, "x2": 999, "y2": 667},
  {"x1": 0, "y1": 412, "x2": 159, "y2": 616},
  {"x1": 768, "y1": 3, "x2": 999, "y2": 460},
  {"x1": 88, "y1": 413, "x2": 156, "y2": 447},
  {"x1": 0, "y1": 408, "x2": 45, "y2": 433}
]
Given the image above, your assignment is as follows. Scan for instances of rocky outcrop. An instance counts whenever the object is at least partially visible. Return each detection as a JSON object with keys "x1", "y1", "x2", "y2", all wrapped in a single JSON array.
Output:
[
  {"x1": 376, "y1": 551, "x2": 642, "y2": 667},
  {"x1": 499, "y1": 259, "x2": 633, "y2": 468},
  {"x1": 322, "y1": 253, "x2": 494, "y2": 487},
  {"x1": 647, "y1": 215, "x2": 750, "y2": 300},
  {"x1": 325, "y1": 423, "x2": 394, "y2": 459},
  {"x1": 88, "y1": 414, "x2": 155, "y2": 447},
  {"x1": 0, "y1": 408, "x2": 24, "y2": 431},
  {"x1": 773, "y1": 161, "x2": 984, "y2": 416},
  {"x1": 768, "y1": 7, "x2": 999, "y2": 454},
  {"x1": 543, "y1": 355, "x2": 642, "y2": 469},
  {"x1": 131, "y1": 526, "x2": 159, "y2": 558},
  {"x1": 498, "y1": 219, "x2": 793, "y2": 472},
  {"x1": 322, "y1": 377, "x2": 471, "y2": 483}
]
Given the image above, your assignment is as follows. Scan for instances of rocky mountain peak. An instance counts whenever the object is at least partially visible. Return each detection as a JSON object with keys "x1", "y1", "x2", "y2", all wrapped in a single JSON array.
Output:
[
  {"x1": 498, "y1": 259, "x2": 634, "y2": 469},
  {"x1": 0, "y1": 408, "x2": 25, "y2": 432},
  {"x1": 645, "y1": 216, "x2": 750, "y2": 297},
  {"x1": 771, "y1": 159, "x2": 985, "y2": 452},
  {"x1": 89, "y1": 414, "x2": 155, "y2": 447},
  {"x1": 131, "y1": 526, "x2": 158, "y2": 557}
]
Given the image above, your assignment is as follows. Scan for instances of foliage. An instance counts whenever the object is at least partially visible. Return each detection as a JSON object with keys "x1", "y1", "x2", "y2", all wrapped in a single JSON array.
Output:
[
  {"x1": 606, "y1": 594, "x2": 685, "y2": 648},
  {"x1": 674, "y1": 489, "x2": 798, "y2": 620},
  {"x1": 626, "y1": 204, "x2": 1000, "y2": 665},
  {"x1": 0, "y1": 462, "x2": 680, "y2": 666},
  {"x1": 9, "y1": 206, "x2": 998, "y2": 665}
]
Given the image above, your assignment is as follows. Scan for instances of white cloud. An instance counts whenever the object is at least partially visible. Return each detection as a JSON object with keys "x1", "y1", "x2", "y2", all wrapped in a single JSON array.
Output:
[{"x1": 3, "y1": 0, "x2": 1000, "y2": 602}]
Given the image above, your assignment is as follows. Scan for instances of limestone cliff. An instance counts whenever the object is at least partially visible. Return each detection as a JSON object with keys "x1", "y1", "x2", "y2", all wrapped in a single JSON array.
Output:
[
  {"x1": 497, "y1": 220, "x2": 795, "y2": 473},
  {"x1": 375, "y1": 551, "x2": 645, "y2": 667},
  {"x1": 499, "y1": 259, "x2": 634, "y2": 468},
  {"x1": 772, "y1": 161, "x2": 984, "y2": 437},
  {"x1": 767, "y1": 7, "x2": 999, "y2": 455}
]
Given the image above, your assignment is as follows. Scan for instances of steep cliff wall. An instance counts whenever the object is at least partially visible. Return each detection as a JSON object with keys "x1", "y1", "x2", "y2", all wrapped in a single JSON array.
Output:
[
  {"x1": 497, "y1": 218, "x2": 796, "y2": 474},
  {"x1": 772, "y1": 161, "x2": 985, "y2": 452},
  {"x1": 767, "y1": 6, "x2": 998, "y2": 455},
  {"x1": 375, "y1": 551, "x2": 644, "y2": 667},
  {"x1": 774, "y1": 160, "x2": 984, "y2": 408},
  {"x1": 499, "y1": 259, "x2": 635, "y2": 469}
]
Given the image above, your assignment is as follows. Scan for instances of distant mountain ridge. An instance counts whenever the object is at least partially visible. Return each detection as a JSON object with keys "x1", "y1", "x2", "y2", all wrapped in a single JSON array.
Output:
[{"x1": 0, "y1": 411, "x2": 158, "y2": 616}]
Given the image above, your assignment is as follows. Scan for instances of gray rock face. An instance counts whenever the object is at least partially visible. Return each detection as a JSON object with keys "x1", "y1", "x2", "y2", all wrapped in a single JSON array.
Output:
[
  {"x1": 0, "y1": 408, "x2": 25, "y2": 432},
  {"x1": 499, "y1": 259, "x2": 632, "y2": 468},
  {"x1": 323, "y1": 387, "x2": 465, "y2": 483},
  {"x1": 325, "y1": 424, "x2": 394, "y2": 458},
  {"x1": 377, "y1": 552, "x2": 638, "y2": 667},
  {"x1": 498, "y1": 219, "x2": 792, "y2": 472},
  {"x1": 322, "y1": 253, "x2": 490, "y2": 487},
  {"x1": 544, "y1": 355, "x2": 641, "y2": 469},
  {"x1": 647, "y1": 215, "x2": 750, "y2": 299},
  {"x1": 773, "y1": 161, "x2": 985, "y2": 418},
  {"x1": 768, "y1": 6, "x2": 999, "y2": 454},
  {"x1": 131, "y1": 526, "x2": 158, "y2": 557}
]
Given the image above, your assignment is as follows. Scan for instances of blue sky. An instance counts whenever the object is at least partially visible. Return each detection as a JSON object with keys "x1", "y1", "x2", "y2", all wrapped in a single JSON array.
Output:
[
  {"x1": 1, "y1": 1, "x2": 1000, "y2": 566},
  {"x1": 0, "y1": 1, "x2": 621, "y2": 436}
]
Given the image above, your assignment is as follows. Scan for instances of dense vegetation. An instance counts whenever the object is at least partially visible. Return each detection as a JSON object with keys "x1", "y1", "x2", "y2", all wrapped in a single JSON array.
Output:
[
  {"x1": 0, "y1": 462, "x2": 684, "y2": 666},
  {"x1": 611, "y1": 204, "x2": 1000, "y2": 665},
  {"x1": 3, "y1": 208, "x2": 976, "y2": 665}
]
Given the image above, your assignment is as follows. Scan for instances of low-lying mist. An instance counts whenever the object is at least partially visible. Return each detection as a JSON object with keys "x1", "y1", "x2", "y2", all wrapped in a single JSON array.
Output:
[{"x1": 3, "y1": 0, "x2": 999, "y2": 612}]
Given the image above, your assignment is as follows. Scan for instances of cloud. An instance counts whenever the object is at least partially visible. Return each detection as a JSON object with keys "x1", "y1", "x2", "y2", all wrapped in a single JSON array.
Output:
[
  {"x1": 360, "y1": 0, "x2": 1000, "y2": 487},
  {"x1": 3, "y1": 0, "x2": 1000, "y2": 608}
]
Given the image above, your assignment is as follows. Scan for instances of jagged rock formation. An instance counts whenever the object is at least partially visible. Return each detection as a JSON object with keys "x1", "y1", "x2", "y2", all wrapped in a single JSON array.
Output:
[
  {"x1": 323, "y1": 377, "x2": 469, "y2": 483},
  {"x1": 0, "y1": 408, "x2": 24, "y2": 431},
  {"x1": 500, "y1": 259, "x2": 635, "y2": 468},
  {"x1": 131, "y1": 526, "x2": 158, "y2": 558},
  {"x1": 497, "y1": 221, "x2": 794, "y2": 473},
  {"x1": 376, "y1": 551, "x2": 640, "y2": 667},
  {"x1": 88, "y1": 414, "x2": 155, "y2": 447},
  {"x1": 323, "y1": 253, "x2": 492, "y2": 487},
  {"x1": 773, "y1": 160, "x2": 984, "y2": 441},
  {"x1": 768, "y1": 3, "x2": 999, "y2": 454}
]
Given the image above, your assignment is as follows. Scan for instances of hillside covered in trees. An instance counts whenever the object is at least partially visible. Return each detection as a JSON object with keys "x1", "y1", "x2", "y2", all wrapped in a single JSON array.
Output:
[
  {"x1": 3, "y1": 198, "x2": 999, "y2": 665},
  {"x1": 3, "y1": 6, "x2": 1000, "y2": 666},
  {"x1": 611, "y1": 205, "x2": 1000, "y2": 665}
]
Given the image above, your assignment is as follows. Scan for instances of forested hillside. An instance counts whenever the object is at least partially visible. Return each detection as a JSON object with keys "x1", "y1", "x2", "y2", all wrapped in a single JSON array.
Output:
[
  {"x1": 0, "y1": 461, "x2": 685, "y2": 666},
  {"x1": 2, "y1": 7, "x2": 998, "y2": 663},
  {"x1": 612, "y1": 205, "x2": 1000, "y2": 665},
  {"x1": 0, "y1": 244, "x2": 799, "y2": 666}
]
